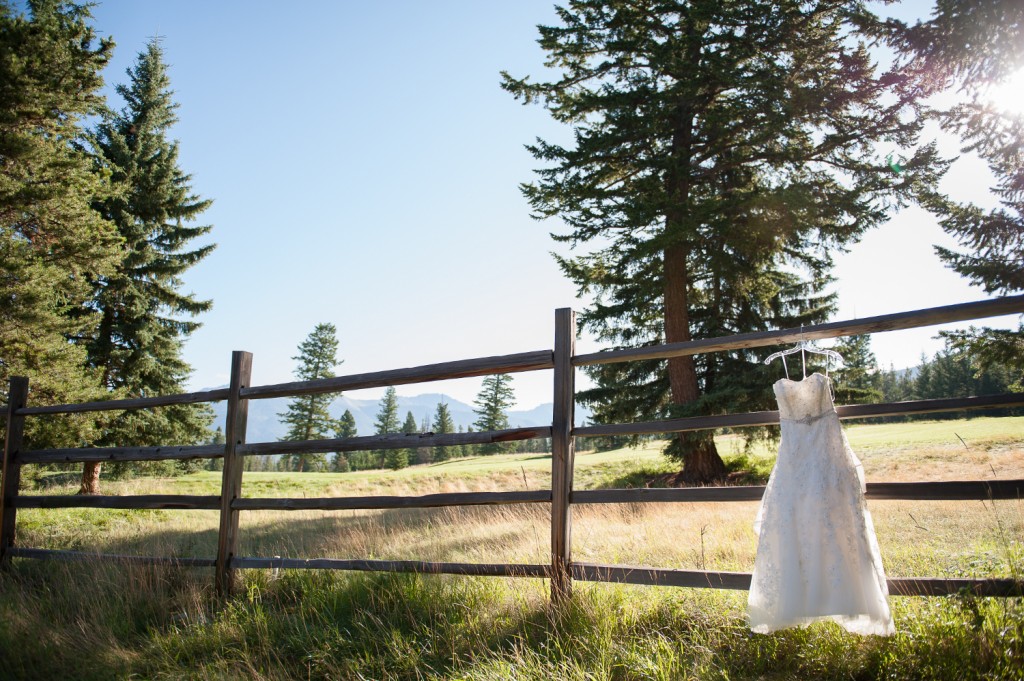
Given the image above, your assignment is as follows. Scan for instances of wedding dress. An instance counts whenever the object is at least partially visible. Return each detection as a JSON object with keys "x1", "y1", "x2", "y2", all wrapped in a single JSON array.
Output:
[{"x1": 748, "y1": 372, "x2": 894, "y2": 635}]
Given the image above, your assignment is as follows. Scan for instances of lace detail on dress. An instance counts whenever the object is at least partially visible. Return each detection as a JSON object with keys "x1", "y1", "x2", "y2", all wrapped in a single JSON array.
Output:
[{"x1": 748, "y1": 372, "x2": 894, "y2": 636}]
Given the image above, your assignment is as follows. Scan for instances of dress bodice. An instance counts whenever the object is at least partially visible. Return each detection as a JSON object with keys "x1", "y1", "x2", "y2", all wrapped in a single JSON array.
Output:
[{"x1": 773, "y1": 373, "x2": 833, "y2": 422}]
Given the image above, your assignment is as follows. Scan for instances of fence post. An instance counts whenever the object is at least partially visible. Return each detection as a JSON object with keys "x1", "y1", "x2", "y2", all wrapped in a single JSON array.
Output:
[
  {"x1": 1, "y1": 377, "x2": 29, "y2": 568},
  {"x1": 216, "y1": 351, "x2": 252, "y2": 596},
  {"x1": 551, "y1": 308, "x2": 576, "y2": 603}
]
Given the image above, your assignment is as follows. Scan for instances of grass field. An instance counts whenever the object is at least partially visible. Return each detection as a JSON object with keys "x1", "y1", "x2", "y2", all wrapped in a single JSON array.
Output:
[{"x1": 1, "y1": 417, "x2": 1022, "y2": 679}]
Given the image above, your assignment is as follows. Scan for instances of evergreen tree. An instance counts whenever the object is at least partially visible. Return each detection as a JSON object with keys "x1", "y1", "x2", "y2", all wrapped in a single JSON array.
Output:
[
  {"x1": 503, "y1": 0, "x2": 942, "y2": 482},
  {"x1": 206, "y1": 427, "x2": 226, "y2": 471},
  {"x1": 458, "y1": 425, "x2": 474, "y2": 458},
  {"x1": 416, "y1": 413, "x2": 432, "y2": 464},
  {"x1": 373, "y1": 387, "x2": 401, "y2": 468},
  {"x1": 278, "y1": 323, "x2": 342, "y2": 472},
  {"x1": 473, "y1": 374, "x2": 515, "y2": 455},
  {"x1": 0, "y1": 1, "x2": 118, "y2": 454},
  {"x1": 386, "y1": 410, "x2": 417, "y2": 470},
  {"x1": 432, "y1": 401, "x2": 456, "y2": 462},
  {"x1": 913, "y1": 352, "x2": 934, "y2": 401},
  {"x1": 402, "y1": 411, "x2": 418, "y2": 434},
  {"x1": 332, "y1": 408, "x2": 357, "y2": 472},
  {"x1": 877, "y1": 363, "x2": 914, "y2": 405},
  {"x1": 335, "y1": 409, "x2": 357, "y2": 438},
  {"x1": 915, "y1": 343, "x2": 1016, "y2": 402},
  {"x1": 82, "y1": 38, "x2": 216, "y2": 490},
  {"x1": 882, "y1": 1, "x2": 1024, "y2": 386},
  {"x1": 331, "y1": 452, "x2": 350, "y2": 473},
  {"x1": 832, "y1": 335, "x2": 881, "y2": 404}
]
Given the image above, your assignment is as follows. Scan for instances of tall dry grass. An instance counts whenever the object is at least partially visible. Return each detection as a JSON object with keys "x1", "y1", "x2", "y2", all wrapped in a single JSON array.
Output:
[{"x1": 2, "y1": 418, "x2": 1022, "y2": 679}]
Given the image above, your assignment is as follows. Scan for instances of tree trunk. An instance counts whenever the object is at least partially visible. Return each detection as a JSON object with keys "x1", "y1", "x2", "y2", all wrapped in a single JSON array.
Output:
[
  {"x1": 662, "y1": 73, "x2": 728, "y2": 485},
  {"x1": 664, "y1": 245, "x2": 727, "y2": 485},
  {"x1": 79, "y1": 462, "x2": 101, "y2": 495}
]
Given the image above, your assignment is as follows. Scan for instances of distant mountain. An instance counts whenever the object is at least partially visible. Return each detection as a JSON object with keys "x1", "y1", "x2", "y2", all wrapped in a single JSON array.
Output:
[{"x1": 209, "y1": 390, "x2": 590, "y2": 443}]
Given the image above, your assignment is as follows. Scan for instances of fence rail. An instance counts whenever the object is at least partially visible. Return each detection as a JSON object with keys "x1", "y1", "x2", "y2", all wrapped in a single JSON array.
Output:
[
  {"x1": 2, "y1": 296, "x2": 1023, "y2": 602},
  {"x1": 574, "y1": 393, "x2": 1024, "y2": 438},
  {"x1": 572, "y1": 479, "x2": 1024, "y2": 504},
  {"x1": 573, "y1": 294, "x2": 1024, "y2": 366},
  {"x1": 570, "y1": 564, "x2": 1023, "y2": 597},
  {"x1": 241, "y1": 350, "x2": 554, "y2": 400}
]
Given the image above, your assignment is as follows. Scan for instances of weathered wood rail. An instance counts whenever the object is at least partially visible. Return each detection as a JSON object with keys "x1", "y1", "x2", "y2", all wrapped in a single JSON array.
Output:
[{"x1": 1, "y1": 295, "x2": 1023, "y2": 602}]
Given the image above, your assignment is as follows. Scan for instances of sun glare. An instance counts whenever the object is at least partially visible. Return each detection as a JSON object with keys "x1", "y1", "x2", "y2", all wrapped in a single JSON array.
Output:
[{"x1": 985, "y1": 66, "x2": 1024, "y2": 116}]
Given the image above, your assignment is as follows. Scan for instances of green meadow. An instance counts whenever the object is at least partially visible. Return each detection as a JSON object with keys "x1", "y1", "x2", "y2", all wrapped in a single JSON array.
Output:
[{"x1": 1, "y1": 416, "x2": 1022, "y2": 679}]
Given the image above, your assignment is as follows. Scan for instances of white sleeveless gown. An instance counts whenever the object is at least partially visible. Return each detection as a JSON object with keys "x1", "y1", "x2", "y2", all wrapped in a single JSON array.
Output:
[{"x1": 748, "y1": 372, "x2": 894, "y2": 635}]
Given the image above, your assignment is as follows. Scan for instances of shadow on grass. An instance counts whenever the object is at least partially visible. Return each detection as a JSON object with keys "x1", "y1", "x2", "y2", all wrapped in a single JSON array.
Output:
[
  {"x1": 19, "y1": 502, "x2": 549, "y2": 568},
  {"x1": 31, "y1": 471, "x2": 83, "y2": 489},
  {"x1": 594, "y1": 452, "x2": 772, "y2": 490},
  {"x1": 3, "y1": 558, "x2": 1020, "y2": 680}
]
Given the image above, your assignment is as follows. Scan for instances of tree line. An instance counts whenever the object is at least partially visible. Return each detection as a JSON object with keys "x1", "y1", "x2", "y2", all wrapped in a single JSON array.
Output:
[
  {"x1": 832, "y1": 334, "x2": 1020, "y2": 420},
  {"x1": 251, "y1": 323, "x2": 547, "y2": 473},
  {"x1": 1, "y1": 2, "x2": 215, "y2": 493}
]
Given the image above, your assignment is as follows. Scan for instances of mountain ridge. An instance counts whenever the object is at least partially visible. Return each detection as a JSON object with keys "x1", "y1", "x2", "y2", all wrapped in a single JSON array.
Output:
[{"x1": 208, "y1": 390, "x2": 588, "y2": 443}]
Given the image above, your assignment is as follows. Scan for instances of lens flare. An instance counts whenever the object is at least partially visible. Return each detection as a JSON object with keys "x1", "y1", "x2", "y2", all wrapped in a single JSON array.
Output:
[{"x1": 984, "y1": 66, "x2": 1024, "y2": 116}]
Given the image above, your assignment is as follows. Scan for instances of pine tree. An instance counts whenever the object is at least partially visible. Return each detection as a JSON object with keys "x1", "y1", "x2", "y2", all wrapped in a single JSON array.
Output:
[
  {"x1": 914, "y1": 352, "x2": 934, "y2": 401},
  {"x1": 0, "y1": 2, "x2": 119, "y2": 454},
  {"x1": 503, "y1": 0, "x2": 942, "y2": 482},
  {"x1": 882, "y1": 1, "x2": 1024, "y2": 385},
  {"x1": 459, "y1": 425, "x2": 473, "y2": 458},
  {"x1": 332, "y1": 408, "x2": 357, "y2": 471},
  {"x1": 402, "y1": 411, "x2": 418, "y2": 434},
  {"x1": 336, "y1": 409, "x2": 357, "y2": 438},
  {"x1": 386, "y1": 410, "x2": 417, "y2": 470},
  {"x1": 332, "y1": 452, "x2": 350, "y2": 473},
  {"x1": 832, "y1": 335, "x2": 881, "y2": 404},
  {"x1": 416, "y1": 413, "x2": 432, "y2": 464},
  {"x1": 877, "y1": 364, "x2": 914, "y2": 405},
  {"x1": 278, "y1": 323, "x2": 342, "y2": 472},
  {"x1": 206, "y1": 427, "x2": 226, "y2": 471},
  {"x1": 373, "y1": 387, "x2": 401, "y2": 468},
  {"x1": 82, "y1": 38, "x2": 216, "y2": 490},
  {"x1": 432, "y1": 401, "x2": 456, "y2": 462},
  {"x1": 473, "y1": 374, "x2": 515, "y2": 455}
]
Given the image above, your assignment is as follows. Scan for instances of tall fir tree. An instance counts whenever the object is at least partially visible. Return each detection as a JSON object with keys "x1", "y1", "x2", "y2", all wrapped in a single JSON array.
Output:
[
  {"x1": 373, "y1": 386, "x2": 401, "y2": 468},
  {"x1": 459, "y1": 425, "x2": 474, "y2": 458},
  {"x1": 416, "y1": 413, "x2": 432, "y2": 464},
  {"x1": 82, "y1": 38, "x2": 216, "y2": 491},
  {"x1": 832, "y1": 335, "x2": 881, "y2": 404},
  {"x1": 881, "y1": 1, "x2": 1024, "y2": 385},
  {"x1": 387, "y1": 410, "x2": 417, "y2": 470},
  {"x1": 0, "y1": 1, "x2": 119, "y2": 451},
  {"x1": 473, "y1": 374, "x2": 515, "y2": 455},
  {"x1": 206, "y1": 427, "x2": 226, "y2": 471},
  {"x1": 431, "y1": 400, "x2": 456, "y2": 462},
  {"x1": 278, "y1": 323, "x2": 342, "y2": 472},
  {"x1": 503, "y1": 0, "x2": 943, "y2": 482},
  {"x1": 877, "y1": 363, "x2": 914, "y2": 404},
  {"x1": 332, "y1": 408, "x2": 357, "y2": 472}
]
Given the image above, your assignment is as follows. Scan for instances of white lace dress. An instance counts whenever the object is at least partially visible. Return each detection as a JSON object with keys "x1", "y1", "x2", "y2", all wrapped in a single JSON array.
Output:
[{"x1": 748, "y1": 372, "x2": 894, "y2": 635}]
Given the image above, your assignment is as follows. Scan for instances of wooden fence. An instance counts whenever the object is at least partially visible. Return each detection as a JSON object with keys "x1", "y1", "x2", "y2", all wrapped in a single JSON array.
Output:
[{"x1": 2, "y1": 295, "x2": 1024, "y2": 601}]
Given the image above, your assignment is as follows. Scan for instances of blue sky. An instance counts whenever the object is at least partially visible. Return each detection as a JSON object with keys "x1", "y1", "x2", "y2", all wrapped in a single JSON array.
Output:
[{"x1": 85, "y1": 0, "x2": 1017, "y2": 408}]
